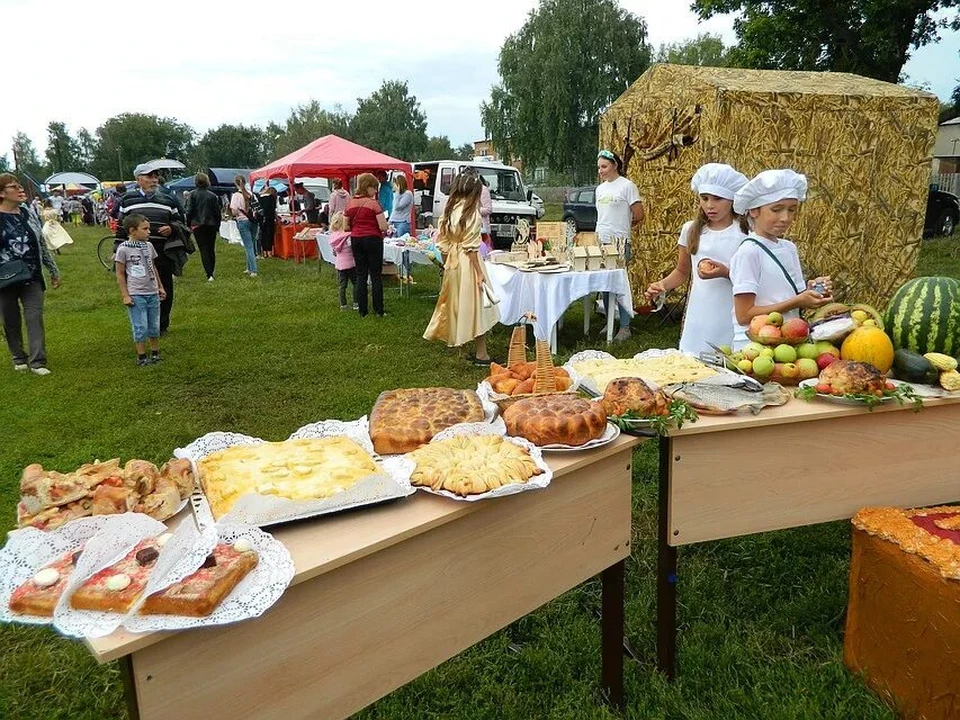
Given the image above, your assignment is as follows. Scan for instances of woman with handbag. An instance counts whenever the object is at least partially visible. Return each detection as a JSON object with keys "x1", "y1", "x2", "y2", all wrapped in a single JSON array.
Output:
[
  {"x1": 0, "y1": 174, "x2": 61, "y2": 375},
  {"x1": 423, "y1": 170, "x2": 500, "y2": 366}
]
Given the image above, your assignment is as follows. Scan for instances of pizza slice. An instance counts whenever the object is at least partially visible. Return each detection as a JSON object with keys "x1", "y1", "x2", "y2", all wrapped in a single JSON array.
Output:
[
  {"x1": 160, "y1": 458, "x2": 195, "y2": 500},
  {"x1": 135, "y1": 477, "x2": 181, "y2": 521},
  {"x1": 139, "y1": 541, "x2": 258, "y2": 617},
  {"x1": 69, "y1": 535, "x2": 170, "y2": 613},
  {"x1": 19, "y1": 464, "x2": 89, "y2": 516},
  {"x1": 9, "y1": 547, "x2": 85, "y2": 617},
  {"x1": 90, "y1": 484, "x2": 139, "y2": 516},
  {"x1": 18, "y1": 497, "x2": 94, "y2": 530}
]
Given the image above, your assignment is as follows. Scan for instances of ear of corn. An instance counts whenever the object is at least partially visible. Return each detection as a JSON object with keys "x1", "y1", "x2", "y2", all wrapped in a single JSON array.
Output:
[
  {"x1": 924, "y1": 352, "x2": 959, "y2": 371},
  {"x1": 938, "y1": 369, "x2": 960, "y2": 391}
]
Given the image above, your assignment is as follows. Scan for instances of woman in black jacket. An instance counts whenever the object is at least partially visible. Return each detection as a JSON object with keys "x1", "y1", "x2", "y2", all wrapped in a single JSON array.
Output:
[
  {"x1": 185, "y1": 173, "x2": 223, "y2": 281},
  {"x1": 257, "y1": 186, "x2": 277, "y2": 258}
]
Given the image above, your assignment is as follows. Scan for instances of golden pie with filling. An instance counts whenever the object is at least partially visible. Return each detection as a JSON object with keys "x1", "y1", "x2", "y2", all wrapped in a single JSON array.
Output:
[
  {"x1": 408, "y1": 435, "x2": 542, "y2": 496},
  {"x1": 198, "y1": 437, "x2": 380, "y2": 519},
  {"x1": 370, "y1": 388, "x2": 485, "y2": 455},
  {"x1": 503, "y1": 395, "x2": 607, "y2": 447}
]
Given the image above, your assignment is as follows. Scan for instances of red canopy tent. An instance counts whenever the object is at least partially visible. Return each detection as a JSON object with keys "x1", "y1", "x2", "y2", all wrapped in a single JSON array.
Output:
[{"x1": 249, "y1": 134, "x2": 414, "y2": 225}]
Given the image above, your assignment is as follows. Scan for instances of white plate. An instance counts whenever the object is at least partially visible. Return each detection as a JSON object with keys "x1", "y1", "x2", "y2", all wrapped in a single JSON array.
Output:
[
  {"x1": 798, "y1": 378, "x2": 897, "y2": 405},
  {"x1": 533, "y1": 422, "x2": 621, "y2": 452}
]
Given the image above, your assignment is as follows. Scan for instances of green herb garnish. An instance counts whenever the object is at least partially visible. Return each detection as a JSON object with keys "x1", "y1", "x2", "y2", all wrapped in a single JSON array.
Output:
[
  {"x1": 611, "y1": 399, "x2": 699, "y2": 435},
  {"x1": 794, "y1": 382, "x2": 923, "y2": 412}
]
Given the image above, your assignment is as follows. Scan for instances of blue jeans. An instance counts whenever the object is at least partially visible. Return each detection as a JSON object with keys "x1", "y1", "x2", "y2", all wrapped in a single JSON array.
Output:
[
  {"x1": 127, "y1": 294, "x2": 160, "y2": 343},
  {"x1": 237, "y1": 219, "x2": 258, "y2": 274},
  {"x1": 391, "y1": 220, "x2": 411, "y2": 237}
]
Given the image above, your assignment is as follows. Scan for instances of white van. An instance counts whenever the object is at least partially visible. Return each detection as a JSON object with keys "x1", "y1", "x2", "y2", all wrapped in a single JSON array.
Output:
[{"x1": 412, "y1": 160, "x2": 540, "y2": 249}]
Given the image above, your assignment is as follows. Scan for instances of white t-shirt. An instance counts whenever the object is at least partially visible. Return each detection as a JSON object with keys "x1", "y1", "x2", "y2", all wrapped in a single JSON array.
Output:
[
  {"x1": 677, "y1": 220, "x2": 746, "y2": 354},
  {"x1": 595, "y1": 176, "x2": 641, "y2": 244},
  {"x1": 729, "y1": 233, "x2": 805, "y2": 349}
]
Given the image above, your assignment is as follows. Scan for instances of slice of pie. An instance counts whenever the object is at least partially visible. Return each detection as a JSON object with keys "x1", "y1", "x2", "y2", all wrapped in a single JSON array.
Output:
[
  {"x1": 69, "y1": 536, "x2": 167, "y2": 613},
  {"x1": 369, "y1": 388, "x2": 485, "y2": 454},
  {"x1": 9, "y1": 548, "x2": 84, "y2": 617}
]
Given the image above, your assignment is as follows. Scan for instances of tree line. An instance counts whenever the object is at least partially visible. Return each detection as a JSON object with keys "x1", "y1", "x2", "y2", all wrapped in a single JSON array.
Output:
[
  {"x1": 482, "y1": 0, "x2": 960, "y2": 184},
  {"x1": 2, "y1": 80, "x2": 474, "y2": 181}
]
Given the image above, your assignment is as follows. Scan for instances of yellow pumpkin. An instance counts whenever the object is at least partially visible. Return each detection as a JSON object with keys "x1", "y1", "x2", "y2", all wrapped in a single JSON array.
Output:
[{"x1": 840, "y1": 326, "x2": 895, "y2": 373}]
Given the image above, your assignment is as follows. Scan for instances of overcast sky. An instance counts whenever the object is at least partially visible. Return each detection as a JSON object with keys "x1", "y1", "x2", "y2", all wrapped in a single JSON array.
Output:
[{"x1": 2, "y1": 0, "x2": 958, "y2": 166}]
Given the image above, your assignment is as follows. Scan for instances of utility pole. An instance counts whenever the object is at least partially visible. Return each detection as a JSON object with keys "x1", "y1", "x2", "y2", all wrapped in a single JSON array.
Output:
[{"x1": 117, "y1": 146, "x2": 123, "y2": 179}]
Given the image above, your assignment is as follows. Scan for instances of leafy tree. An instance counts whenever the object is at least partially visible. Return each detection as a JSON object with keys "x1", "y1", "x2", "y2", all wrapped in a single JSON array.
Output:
[
  {"x1": 454, "y1": 142, "x2": 475, "y2": 160},
  {"x1": 44, "y1": 122, "x2": 83, "y2": 173},
  {"x1": 272, "y1": 101, "x2": 352, "y2": 158},
  {"x1": 693, "y1": 0, "x2": 960, "y2": 83},
  {"x1": 76, "y1": 128, "x2": 97, "y2": 174},
  {"x1": 190, "y1": 124, "x2": 267, "y2": 170},
  {"x1": 11, "y1": 132, "x2": 46, "y2": 179},
  {"x1": 91, "y1": 113, "x2": 195, "y2": 179},
  {"x1": 655, "y1": 33, "x2": 731, "y2": 67},
  {"x1": 351, "y1": 80, "x2": 428, "y2": 161},
  {"x1": 0, "y1": 155, "x2": 9, "y2": 173},
  {"x1": 481, "y1": 0, "x2": 651, "y2": 182}
]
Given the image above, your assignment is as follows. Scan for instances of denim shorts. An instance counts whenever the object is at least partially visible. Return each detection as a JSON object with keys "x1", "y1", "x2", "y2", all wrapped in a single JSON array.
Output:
[{"x1": 127, "y1": 294, "x2": 160, "y2": 343}]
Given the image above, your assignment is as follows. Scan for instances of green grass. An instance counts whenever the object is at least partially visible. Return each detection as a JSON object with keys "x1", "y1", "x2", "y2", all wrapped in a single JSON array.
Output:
[{"x1": 3, "y1": 224, "x2": 956, "y2": 719}]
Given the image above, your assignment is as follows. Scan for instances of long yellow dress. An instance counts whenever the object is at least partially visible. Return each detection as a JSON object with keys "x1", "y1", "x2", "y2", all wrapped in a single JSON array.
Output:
[
  {"x1": 423, "y1": 205, "x2": 500, "y2": 347},
  {"x1": 41, "y1": 208, "x2": 73, "y2": 251}
]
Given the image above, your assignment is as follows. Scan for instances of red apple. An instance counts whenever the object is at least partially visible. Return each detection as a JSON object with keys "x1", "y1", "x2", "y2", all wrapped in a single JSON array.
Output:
[
  {"x1": 781, "y1": 317, "x2": 810, "y2": 341},
  {"x1": 758, "y1": 325, "x2": 782, "y2": 342},
  {"x1": 749, "y1": 315, "x2": 768, "y2": 336},
  {"x1": 816, "y1": 353, "x2": 839, "y2": 370}
]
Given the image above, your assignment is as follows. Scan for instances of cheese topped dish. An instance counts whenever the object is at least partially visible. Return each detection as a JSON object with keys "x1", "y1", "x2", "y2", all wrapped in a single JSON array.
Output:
[
  {"x1": 571, "y1": 355, "x2": 717, "y2": 392},
  {"x1": 198, "y1": 437, "x2": 380, "y2": 519}
]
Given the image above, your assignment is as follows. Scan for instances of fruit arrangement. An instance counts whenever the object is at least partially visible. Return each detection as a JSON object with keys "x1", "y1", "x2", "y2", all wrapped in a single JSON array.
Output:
[
  {"x1": 747, "y1": 312, "x2": 811, "y2": 346},
  {"x1": 487, "y1": 362, "x2": 573, "y2": 396},
  {"x1": 809, "y1": 302, "x2": 885, "y2": 343},
  {"x1": 724, "y1": 340, "x2": 841, "y2": 385},
  {"x1": 885, "y1": 276, "x2": 960, "y2": 356}
]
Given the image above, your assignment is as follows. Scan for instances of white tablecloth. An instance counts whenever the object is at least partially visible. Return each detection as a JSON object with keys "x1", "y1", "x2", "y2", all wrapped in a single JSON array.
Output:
[
  {"x1": 218, "y1": 220, "x2": 242, "y2": 245},
  {"x1": 485, "y1": 264, "x2": 634, "y2": 344},
  {"x1": 315, "y1": 234, "x2": 437, "y2": 269}
]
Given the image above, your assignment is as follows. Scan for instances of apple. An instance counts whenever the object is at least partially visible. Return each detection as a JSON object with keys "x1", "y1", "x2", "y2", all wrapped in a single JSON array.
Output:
[
  {"x1": 737, "y1": 359, "x2": 754, "y2": 373},
  {"x1": 758, "y1": 325, "x2": 782, "y2": 342},
  {"x1": 796, "y1": 343, "x2": 819, "y2": 360},
  {"x1": 767, "y1": 311, "x2": 784, "y2": 327},
  {"x1": 718, "y1": 344, "x2": 732, "y2": 355},
  {"x1": 796, "y1": 358, "x2": 819, "y2": 379},
  {"x1": 771, "y1": 362, "x2": 785, "y2": 379},
  {"x1": 781, "y1": 317, "x2": 809, "y2": 341},
  {"x1": 773, "y1": 344, "x2": 798, "y2": 363},
  {"x1": 814, "y1": 341, "x2": 840, "y2": 357},
  {"x1": 760, "y1": 347, "x2": 775, "y2": 358},
  {"x1": 742, "y1": 342, "x2": 763, "y2": 361},
  {"x1": 816, "y1": 352, "x2": 839, "y2": 370},
  {"x1": 749, "y1": 315, "x2": 769, "y2": 336},
  {"x1": 780, "y1": 362, "x2": 800, "y2": 379},
  {"x1": 752, "y1": 355, "x2": 775, "y2": 377}
]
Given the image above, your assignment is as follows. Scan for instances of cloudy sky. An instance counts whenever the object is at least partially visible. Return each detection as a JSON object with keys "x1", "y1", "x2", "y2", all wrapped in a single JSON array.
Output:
[{"x1": 2, "y1": 0, "x2": 958, "y2": 166}]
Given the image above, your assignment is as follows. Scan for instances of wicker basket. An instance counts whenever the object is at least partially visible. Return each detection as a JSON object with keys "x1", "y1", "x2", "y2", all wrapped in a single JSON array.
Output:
[{"x1": 492, "y1": 316, "x2": 577, "y2": 412}]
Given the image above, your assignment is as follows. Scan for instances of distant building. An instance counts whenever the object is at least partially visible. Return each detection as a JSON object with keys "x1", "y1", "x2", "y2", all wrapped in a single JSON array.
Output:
[{"x1": 933, "y1": 117, "x2": 960, "y2": 174}]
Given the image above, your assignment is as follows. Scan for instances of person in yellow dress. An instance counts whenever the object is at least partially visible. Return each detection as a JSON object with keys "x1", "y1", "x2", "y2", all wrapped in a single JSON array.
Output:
[
  {"x1": 423, "y1": 170, "x2": 500, "y2": 366},
  {"x1": 39, "y1": 199, "x2": 73, "y2": 253}
]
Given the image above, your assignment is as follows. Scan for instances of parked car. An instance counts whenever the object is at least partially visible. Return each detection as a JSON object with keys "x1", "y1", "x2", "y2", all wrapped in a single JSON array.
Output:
[
  {"x1": 562, "y1": 186, "x2": 597, "y2": 234},
  {"x1": 925, "y1": 188, "x2": 959, "y2": 237}
]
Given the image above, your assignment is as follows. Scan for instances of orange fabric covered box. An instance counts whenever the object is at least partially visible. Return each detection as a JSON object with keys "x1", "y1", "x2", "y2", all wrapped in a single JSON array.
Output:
[{"x1": 845, "y1": 506, "x2": 960, "y2": 720}]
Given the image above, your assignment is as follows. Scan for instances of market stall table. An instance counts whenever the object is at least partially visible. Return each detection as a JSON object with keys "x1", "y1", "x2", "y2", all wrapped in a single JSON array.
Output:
[
  {"x1": 86, "y1": 434, "x2": 642, "y2": 720},
  {"x1": 655, "y1": 394, "x2": 960, "y2": 679},
  {"x1": 274, "y1": 222, "x2": 317, "y2": 262},
  {"x1": 485, "y1": 264, "x2": 634, "y2": 353}
]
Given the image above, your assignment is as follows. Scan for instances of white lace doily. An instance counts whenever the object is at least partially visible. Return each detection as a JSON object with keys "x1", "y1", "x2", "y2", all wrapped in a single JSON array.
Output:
[
  {"x1": 52, "y1": 513, "x2": 166, "y2": 638},
  {"x1": 563, "y1": 349, "x2": 616, "y2": 395},
  {"x1": 398, "y1": 423, "x2": 553, "y2": 502},
  {"x1": 0, "y1": 516, "x2": 119, "y2": 626},
  {"x1": 175, "y1": 423, "x2": 414, "y2": 528},
  {"x1": 123, "y1": 522, "x2": 294, "y2": 633}
]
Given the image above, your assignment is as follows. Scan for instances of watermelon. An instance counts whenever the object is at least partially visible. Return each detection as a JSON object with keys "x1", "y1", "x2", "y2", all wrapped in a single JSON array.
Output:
[{"x1": 884, "y1": 277, "x2": 960, "y2": 356}]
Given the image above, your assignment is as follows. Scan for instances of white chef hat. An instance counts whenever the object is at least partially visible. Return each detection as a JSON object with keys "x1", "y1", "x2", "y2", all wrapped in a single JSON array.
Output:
[
  {"x1": 733, "y1": 169, "x2": 808, "y2": 215},
  {"x1": 690, "y1": 163, "x2": 748, "y2": 201}
]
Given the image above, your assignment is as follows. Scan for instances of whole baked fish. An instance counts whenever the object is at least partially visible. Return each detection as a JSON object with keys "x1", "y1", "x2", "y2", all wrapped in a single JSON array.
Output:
[{"x1": 663, "y1": 377, "x2": 790, "y2": 414}]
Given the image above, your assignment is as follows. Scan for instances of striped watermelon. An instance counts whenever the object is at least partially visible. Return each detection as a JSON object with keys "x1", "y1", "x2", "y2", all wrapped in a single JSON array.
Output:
[{"x1": 884, "y1": 277, "x2": 960, "y2": 356}]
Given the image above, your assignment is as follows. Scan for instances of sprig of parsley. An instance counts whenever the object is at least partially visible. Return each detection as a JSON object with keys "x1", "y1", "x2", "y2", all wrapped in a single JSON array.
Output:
[
  {"x1": 794, "y1": 382, "x2": 923, "y2": 412},
  {"x1": 611, "y1": 399, "x2": 699, "y2": 435}
]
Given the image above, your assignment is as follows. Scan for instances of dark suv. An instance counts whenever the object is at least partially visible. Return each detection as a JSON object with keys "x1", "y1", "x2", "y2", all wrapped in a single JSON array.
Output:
[
  {"x1": 562, "y1": 186, "x2": 597, "y2": 234},
  {"x1": 925, "y1": 188, "x2": 959, "y2": 237}
]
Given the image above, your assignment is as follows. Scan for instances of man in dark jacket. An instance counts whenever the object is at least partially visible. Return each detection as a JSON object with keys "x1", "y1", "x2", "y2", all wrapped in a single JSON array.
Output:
[
  {"x1": 185, "y1": 172, "x2": 222, "y2": 281},
  {"x1": 116, "y1": 164, "x2": 183, "y2": 333}
]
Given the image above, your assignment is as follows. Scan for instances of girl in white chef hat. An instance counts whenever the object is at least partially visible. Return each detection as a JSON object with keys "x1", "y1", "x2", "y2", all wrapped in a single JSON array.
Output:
[
  {"x1": 645, "y1": 163, "x2": 749, "y2": 354},
  {"x1": 728, "y1": 169, "x2": 833, "y2": 350}
]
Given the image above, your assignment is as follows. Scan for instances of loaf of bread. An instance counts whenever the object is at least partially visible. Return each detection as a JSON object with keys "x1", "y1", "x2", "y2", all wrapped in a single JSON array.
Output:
[
  {"x1": 601, "y1": 377, "x2": 670, "y2": 417},
  {"x1": 503, "y1": 395, "x2": 607, "y2": 447},
  {"x1": 369, "y1": 388, "x2": 485, "y2": 455}
]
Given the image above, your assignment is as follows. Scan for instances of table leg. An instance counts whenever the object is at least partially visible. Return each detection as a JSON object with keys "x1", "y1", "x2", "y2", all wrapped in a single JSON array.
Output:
[
  {"x1": 657, "y1": 436, "x2": 678, "y2": 680},
  {"x1": 550, "y1": 323, "x2": 558, "y2": 355},
  {"x1": 601, "y1": 559, "x2": 625, "y2": 711},
  {"x1": 606, "y1": 292, "x2": 616, "y2": 344},
  {"x1": 119, "y1": 656, "x2": 141, "y2": 720},
  {"x1": 583, "y1": 295, "x2": 591, "y2": 336}
]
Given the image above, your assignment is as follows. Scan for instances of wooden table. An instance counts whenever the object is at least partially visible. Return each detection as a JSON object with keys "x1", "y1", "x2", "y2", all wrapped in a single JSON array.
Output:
[
  {"x1": 656, "y1": 394, "x2": 960, "y2": 678},
  {"x1": 87, "y1": 435, "x2": 642, "y2": 720}
]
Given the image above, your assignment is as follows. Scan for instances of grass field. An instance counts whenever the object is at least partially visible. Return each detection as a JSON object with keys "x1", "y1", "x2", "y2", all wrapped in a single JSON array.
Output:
[{"x1": 1, "y1": 222, "x2": 957, "y2": 720}]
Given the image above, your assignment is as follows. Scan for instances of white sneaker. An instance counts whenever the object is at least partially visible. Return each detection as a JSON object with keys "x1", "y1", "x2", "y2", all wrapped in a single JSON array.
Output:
[
  {"x1": 31, "y1": 367, "x2": 52, "y2": 376},
  {"x1": 249, "y1": 272, "x2": 258, "y2": 278},
  {"x1": 207, "y1": 276, "x2": 214, "y2": 282},
  {"x1": 13, "y1": 363, "x2": 28, "y2": 371}
]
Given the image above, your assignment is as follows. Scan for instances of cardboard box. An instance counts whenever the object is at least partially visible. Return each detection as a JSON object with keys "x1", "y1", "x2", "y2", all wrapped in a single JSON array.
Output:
[
  {"x1": 586, "y1": 246, "x2": 602, "y2": 272},
  {"x1": 572, "y1": 247, "x2": 588, "y2": 272}
]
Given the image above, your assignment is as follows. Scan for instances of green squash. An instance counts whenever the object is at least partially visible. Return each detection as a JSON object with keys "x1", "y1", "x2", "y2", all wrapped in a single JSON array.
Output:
[{"x1": 891, "y1": 348, "x2": 939, "y2": 385}]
